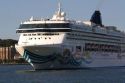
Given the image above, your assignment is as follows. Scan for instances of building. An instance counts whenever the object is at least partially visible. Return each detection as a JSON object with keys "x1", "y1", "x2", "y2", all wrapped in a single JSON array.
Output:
[{"x1": 0, "y1": 46, "x2": 16, "y2": 62}]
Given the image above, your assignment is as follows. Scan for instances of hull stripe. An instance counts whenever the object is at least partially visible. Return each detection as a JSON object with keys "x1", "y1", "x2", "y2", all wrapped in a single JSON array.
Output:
[{"x1": 23, "y1": 50, "x2": 57, "y2": 63}]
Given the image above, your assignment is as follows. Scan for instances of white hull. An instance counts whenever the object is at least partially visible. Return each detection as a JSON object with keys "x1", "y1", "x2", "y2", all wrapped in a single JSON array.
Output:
[{"x1": 15, "y1": 44, "x2": 125, "y2": 70}]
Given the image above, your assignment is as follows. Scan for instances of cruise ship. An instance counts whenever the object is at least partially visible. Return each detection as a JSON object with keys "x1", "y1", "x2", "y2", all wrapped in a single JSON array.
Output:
[{"x1": 15, "y1": 3, "x2": 125, "y2": 70}]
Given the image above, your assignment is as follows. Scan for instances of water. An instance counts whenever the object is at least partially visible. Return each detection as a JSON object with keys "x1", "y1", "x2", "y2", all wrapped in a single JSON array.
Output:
[{"x1": 0, "y1": 65, "x2": 125, "y2": 83}]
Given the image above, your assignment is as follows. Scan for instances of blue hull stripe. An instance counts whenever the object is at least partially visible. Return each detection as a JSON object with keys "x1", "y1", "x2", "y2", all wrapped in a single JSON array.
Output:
[
  {"x1": 23, "y1": 50, "x2": 57, "y2": 63},
  {"x1": 23, "y1": 50, "x2": 91, "y2": 66}
]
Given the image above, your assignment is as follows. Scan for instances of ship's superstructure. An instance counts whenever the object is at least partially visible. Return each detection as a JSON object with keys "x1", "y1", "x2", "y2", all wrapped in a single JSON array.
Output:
[{"x1": 15, "y1": 3, "x2": 125, "y2": 70}]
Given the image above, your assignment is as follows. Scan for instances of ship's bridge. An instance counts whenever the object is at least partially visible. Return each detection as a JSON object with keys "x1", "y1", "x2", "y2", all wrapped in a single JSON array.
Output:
[
  {"x1": 19, "y1": 22, "x2": 70, "y2": 29},
  {"x1": 16, "y1": 3, "x2": 71, "y2": 33},
  {"x1": 16, "y1": 22, "x2": 71, "y2": 33}
]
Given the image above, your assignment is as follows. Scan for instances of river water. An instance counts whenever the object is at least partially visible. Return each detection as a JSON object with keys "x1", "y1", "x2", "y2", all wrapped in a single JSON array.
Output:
[{"x1": 0, "y1": 65, "x2": 125, "y2": 83}]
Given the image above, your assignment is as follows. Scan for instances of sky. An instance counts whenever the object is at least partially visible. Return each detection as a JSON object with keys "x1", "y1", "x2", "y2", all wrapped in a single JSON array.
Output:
[{"x1": 0, "y1": 0, "x2": 125, "y2": 39}]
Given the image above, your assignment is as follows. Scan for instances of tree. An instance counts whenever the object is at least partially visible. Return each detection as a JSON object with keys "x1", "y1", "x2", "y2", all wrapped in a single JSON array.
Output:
[{"x1": 0, "y1": 39, "x2": 17, "y2": 47}]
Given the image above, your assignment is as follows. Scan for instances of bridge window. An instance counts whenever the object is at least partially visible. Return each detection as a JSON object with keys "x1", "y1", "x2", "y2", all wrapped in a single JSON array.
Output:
[
  {"x1": 37, "y1": 33, "x2": 41, "y2": 36},
  {"x1": 32, "y1": 34, "x2": 36, "y2": 36},
  {"x1": 28, "y1": 34, "x2": 31, "y2": 36},
  {"x1": 19, "y1": 23, "x2": 70, "y2": 29},
  {"x1": 23, "y1": 34, "x2": 27, "y2": 36}
]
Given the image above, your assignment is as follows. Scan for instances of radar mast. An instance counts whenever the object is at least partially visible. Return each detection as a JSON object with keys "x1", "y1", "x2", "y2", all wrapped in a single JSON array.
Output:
[{"x1": 51, "y1": 2, "x2": 66, "y2": 21}]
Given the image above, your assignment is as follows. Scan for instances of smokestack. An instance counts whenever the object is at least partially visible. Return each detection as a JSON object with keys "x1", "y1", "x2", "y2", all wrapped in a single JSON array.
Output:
[{"x1": 90, "y1": 10, "x2": 102, "y2": 26}]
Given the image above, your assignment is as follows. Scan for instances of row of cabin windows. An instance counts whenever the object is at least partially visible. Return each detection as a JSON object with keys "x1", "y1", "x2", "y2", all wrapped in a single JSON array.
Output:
[
  {"x1": 85, "y1": 43, "x2": 121, "y2": 52},
  {"x1": 66, "y1": 37, "x2": 120, "y2": 45},
  {"x1": 67, "y1": 33, "x2": 120, "y2": 41},
  {"x1": 74, "y1": 44, "x2": 121, "y2": 53},
  {"x1": 29, "y1": 37, "x2": 51, "y2": 40},
  {"x1": 23, "y1": 33, "x2": 59, "y2": 36}
]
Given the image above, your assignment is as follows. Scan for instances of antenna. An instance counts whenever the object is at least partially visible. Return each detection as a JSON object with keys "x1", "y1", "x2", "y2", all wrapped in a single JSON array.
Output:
[
  {"x1": 58, "y1": 2, "x2": 62, "y2": 15},
  {"x1": 30, "y1": 16, "x2": 34, "y2": 21},
  {"x1": 58, "y1": 2, "x2": 61, "y2": 12}
]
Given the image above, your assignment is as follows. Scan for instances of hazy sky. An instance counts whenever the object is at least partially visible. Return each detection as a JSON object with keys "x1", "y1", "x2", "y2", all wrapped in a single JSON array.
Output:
[{"x1": 0, "y1": 0, "x2": 125, "y2": 39}]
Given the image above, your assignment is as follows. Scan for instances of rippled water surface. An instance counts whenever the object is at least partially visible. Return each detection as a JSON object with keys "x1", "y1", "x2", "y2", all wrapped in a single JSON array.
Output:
[{"x1": 0, "y1": 65, "x2": 125, "y2": 83}]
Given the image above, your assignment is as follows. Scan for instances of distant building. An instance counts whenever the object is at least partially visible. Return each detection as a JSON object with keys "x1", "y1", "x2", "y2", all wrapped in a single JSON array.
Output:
[{"x1": 0, "y1": 46, "x2": 18, "y2": 62}]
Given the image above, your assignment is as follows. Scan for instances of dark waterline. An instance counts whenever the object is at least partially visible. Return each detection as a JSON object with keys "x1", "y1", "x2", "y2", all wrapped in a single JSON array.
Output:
[{"x1": 0, "y1": 65, "x2": 125, "y2": 83}]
